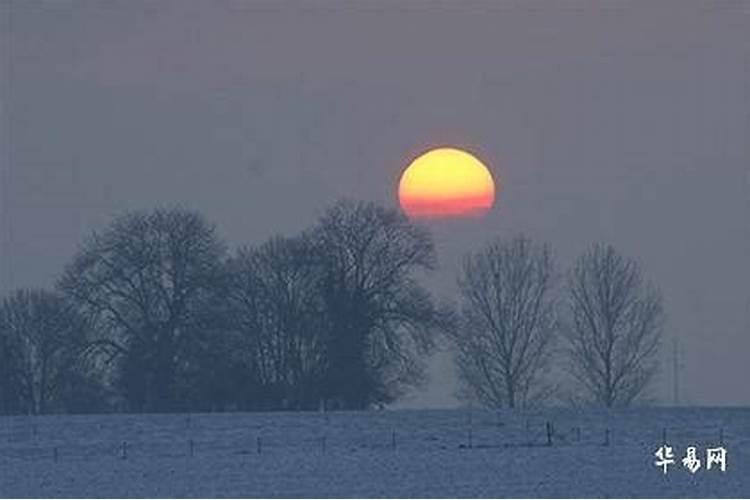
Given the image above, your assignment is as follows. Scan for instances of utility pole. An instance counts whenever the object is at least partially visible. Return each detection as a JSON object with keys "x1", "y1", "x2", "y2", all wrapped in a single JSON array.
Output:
[
  {"x1": 745, "y1": 167, "x2": 750, "y2": 406},
  {"x1": 672, "y1": 338, "x2": 680, "y2": 406}
]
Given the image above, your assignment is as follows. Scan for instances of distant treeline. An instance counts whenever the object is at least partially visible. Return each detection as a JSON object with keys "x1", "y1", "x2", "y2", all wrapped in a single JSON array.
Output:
[{"x1": 0, "y1": 200, "x2": 663, "y2": 415}]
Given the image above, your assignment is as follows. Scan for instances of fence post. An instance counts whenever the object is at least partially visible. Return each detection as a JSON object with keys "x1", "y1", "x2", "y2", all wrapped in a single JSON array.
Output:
[
  {"x1": 121, "y1": 441, "x2": 128, "y2": 460},
  {"x1": 256, "y1": 436, "x2": 262, "y2": 455},
  {"x1": 525, "y1": 419, "x2": 531, "y2": 446},
  {"x1": 189, "y1": 438, "x2": 194, "y2": 457},
  {"x1": 604, "y1": 428, "x2": 610, "y2": 447},
  {"x1": 469, "y1": 405, "x2": 474, "y2": 449},
  {"x1": 546, "y1": 422, "x2": 552, "y2": 446},
  {"x1": 391, "y1": 430, "x2": 396, "y2": 451}
]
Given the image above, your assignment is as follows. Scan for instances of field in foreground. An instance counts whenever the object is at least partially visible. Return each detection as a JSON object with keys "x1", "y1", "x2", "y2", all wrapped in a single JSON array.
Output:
[{"x1": 0, "y1": 407, "x2": 748, "y2": 498}]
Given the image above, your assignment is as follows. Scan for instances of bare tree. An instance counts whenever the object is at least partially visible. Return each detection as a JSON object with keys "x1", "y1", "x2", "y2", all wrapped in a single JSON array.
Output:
[
  {"x1": 310, "y1": 199, "x2": 446, "y2": 409},
  {"x1": 58, "y1": 208, "x2": 227, "y2": 412},
  {"x1": 451, "y1": 235, "x2": 557, "y2": 409},
  {"x1": 0, "y1": 289, "x2": 94, "y2": 414},
  {"x1": 564, "y1": 243, "x2": 663, "y2": 407},
  {"x1": 0, "y1": 323, "x2": 21, "y2": 414},
  {"x1": 227, "y1": 236, "x2": 328, "y2": 409}
]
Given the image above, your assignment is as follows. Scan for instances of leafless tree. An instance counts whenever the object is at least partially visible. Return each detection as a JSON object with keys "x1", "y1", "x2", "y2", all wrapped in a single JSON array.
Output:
[
  {"x1": 564, "y1": 243, "x2": 663, "y2": 407},
  {"x1": 227, "y1": 236, "x2": 328, "y2": 409},
  {"x1": 451, "y1": 235, "x2": 557, "y2": 409},
  {"x1": 0, "y1": 289, "x2": 92, "y2": 414},
  {"x1": 58, "y1": 208, "x2": 227, "y2": 412},
  {"x1": 309, "y1": 199, "x2": 447, "y2": 409}
]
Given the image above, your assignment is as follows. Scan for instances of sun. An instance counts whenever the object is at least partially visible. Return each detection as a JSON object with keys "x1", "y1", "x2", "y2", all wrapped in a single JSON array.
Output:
[{"x1": 398, "y1": 147, "x2": 496, "y2": 219}]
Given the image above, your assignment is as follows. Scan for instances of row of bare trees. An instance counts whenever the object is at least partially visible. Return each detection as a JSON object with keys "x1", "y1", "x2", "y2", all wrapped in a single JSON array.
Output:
[
  {"x1": 0, "y1": 200, "x2": 448, "y2": 414},
  {"x1": 451, "y1": 236, "x2": 664, "y2": 410},
  {"x1": 0, "y1": 200, "x2": 663, "y2": 414}
]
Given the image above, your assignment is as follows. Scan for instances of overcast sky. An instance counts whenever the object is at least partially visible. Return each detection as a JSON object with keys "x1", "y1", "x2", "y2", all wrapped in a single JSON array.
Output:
[{"x1": 2, "y1": 0, "x2": 748, "y2": 407}]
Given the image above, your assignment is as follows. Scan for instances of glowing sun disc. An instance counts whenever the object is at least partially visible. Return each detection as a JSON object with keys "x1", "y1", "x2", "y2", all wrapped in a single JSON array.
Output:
[{"x1": 398, "y1": 147, "x2": 496, "y2": 219}]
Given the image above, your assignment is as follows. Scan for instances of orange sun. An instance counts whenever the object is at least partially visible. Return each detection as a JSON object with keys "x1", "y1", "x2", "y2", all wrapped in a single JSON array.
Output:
[{"x1": 398, "y1": 147, "x2": 496, "y2": 219}]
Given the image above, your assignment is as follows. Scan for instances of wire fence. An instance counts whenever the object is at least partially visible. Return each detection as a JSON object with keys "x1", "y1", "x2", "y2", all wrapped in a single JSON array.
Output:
[{"x1": 0, "y1": 408, "x2": 745, "y2": 464}]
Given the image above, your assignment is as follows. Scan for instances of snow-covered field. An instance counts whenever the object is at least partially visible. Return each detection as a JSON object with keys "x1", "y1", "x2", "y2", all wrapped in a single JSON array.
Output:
[{"x1": 0, "y1": 408, "x2": 748, "y2": 498}]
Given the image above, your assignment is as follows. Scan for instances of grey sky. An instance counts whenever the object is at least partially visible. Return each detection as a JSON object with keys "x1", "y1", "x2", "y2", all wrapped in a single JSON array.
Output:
[{"x1": 2, "y1": 0, "x2": 748, "y2": 406}]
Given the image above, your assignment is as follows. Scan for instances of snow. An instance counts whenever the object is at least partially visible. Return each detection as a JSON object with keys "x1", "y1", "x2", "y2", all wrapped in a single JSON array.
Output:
[{"x1": 0, "y1": 408, "x2": 748, "y2": 497}]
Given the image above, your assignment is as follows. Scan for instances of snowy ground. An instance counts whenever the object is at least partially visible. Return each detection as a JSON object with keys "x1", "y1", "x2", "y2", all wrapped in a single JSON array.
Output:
[{"x1": 0, "y1": 408, "x2": 748, "y2": 498}]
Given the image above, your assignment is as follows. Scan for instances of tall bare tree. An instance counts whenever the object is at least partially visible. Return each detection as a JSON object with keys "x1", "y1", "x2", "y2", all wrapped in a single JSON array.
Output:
[
  {"x1": 58, "y1": 208, "x2": 227, "y2": 412},
  {"x1": 227, "y1": 236, "x2": 328, "y2": 409},
  {"x1": 310, "y1": 199, "x2": 446, "y2": 409},
  {"x1": 0, "y1": 289, "x2": 94, "y2": 414},
  {"x1": 451, "y1": 236, "x2": 557, "y2": 409},
  {"x1": 564, "y1": 243, "x2": 663, "y2": 407}
]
